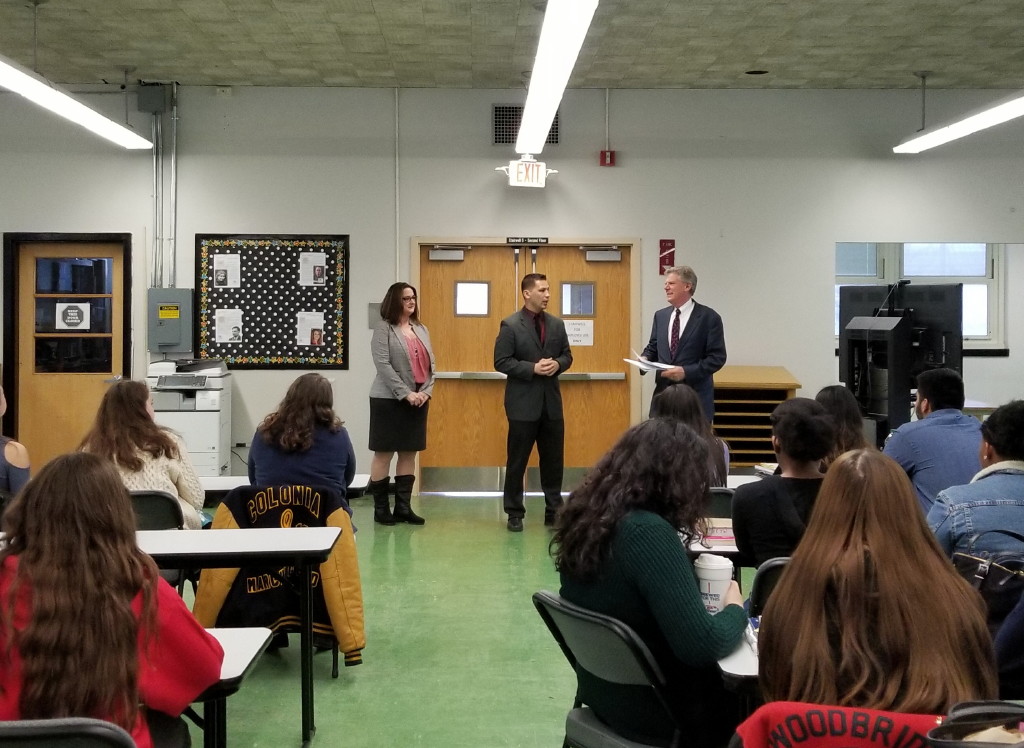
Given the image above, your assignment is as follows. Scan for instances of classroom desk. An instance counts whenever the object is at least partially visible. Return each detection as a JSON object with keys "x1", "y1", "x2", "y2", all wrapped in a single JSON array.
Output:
[
  {"x1": 199, "y1": 474, "x2": 371, "y2": 502},
  {"x1": 139, "y1": 527, "x2": 340, "y2": 746},
  {"x1": 201, "y1": 627, "x2": 273, "y2": 748},
  {"x1": 719, "y1": 636, "x2": 760, "y2": 716},
  {"x1": 726, "y1": 474, "x2": 760, "y2": 489}
]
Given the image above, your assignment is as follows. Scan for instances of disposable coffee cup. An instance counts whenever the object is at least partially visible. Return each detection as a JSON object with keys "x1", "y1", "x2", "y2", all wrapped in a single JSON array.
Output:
[{"x1": 694, "y1": 553, "x2": 734, "y2": 614}]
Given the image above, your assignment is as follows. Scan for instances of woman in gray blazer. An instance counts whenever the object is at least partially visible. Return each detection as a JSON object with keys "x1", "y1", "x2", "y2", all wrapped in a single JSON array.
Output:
[{"x1": 368, "y1": 282, "x2": 435, "y2": 525}]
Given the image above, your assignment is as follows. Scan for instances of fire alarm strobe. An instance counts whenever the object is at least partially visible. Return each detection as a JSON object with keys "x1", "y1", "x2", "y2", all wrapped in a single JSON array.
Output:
[{"x1": 599, "y1": 150, "x2": 616, "y2": 166}]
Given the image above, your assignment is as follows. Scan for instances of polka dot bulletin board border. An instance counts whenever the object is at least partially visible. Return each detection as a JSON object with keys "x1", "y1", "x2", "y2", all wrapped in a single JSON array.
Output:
[{"x1": 195, "y1": 234, "x2": 349, "y2": 368}]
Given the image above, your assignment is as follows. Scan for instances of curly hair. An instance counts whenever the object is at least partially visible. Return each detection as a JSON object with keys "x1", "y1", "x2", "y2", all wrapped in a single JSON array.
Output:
[
  {"x1": 0, "y1": 452, "x2": 158, "y2": 730},
  {"x1": 258, "y1": 373, "x2": 341, "y2": 452},
  {"x1": 551, "y1": 419, "x2": 710, "y2": 580},
  {"x1": 79, "y1": 380, "x2": 179, "y2": 471},
  {"x1": 770, "y1": 397, "x2": 835, "y2": 463},
  {"x1": 981, "y1": 400, "x2": 1024, "y2": 461},
  {"x1": 759, "y1": 449, "x2": 996, "y2": 713}
]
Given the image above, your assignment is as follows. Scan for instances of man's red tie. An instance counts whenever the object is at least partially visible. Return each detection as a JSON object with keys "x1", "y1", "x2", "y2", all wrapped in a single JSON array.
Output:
[{"x1": 669, "y1": 308, "x2": 680, "y2": 357}]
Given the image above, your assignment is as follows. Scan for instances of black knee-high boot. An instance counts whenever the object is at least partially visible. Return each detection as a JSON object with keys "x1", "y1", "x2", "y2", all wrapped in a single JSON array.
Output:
[
  {"x1": 392, "y1": 474, "x2": 425, "y2": 525},
  {"x1": 368, "y1": 477, "x2": 395, "y2": 526}
]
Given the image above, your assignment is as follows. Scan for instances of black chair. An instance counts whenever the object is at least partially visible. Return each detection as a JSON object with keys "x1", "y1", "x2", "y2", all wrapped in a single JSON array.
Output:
[
  {"x1": 748, "y1": 556, "x2": 790, "y2": 617},
  {"x1": 533, "y1": 590, "x2": 686, "y2": 748},
  {"x1": 130, "y1": 489, "x2": 195, "y2": 594},
  {"x1": 0, "y1": 717, "x2": 135, "y2": 747},
  {"x1": 707, "y1": 486, "x2": 734, "y2": 519}
]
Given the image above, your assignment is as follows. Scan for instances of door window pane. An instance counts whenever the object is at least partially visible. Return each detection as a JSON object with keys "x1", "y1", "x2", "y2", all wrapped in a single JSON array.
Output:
[
  {"x1": 836, "y1": 243, "x2": 877, "y2": 276},
  {"x1": 903, "y1": 243, "x2": 987, "y2": 277},
  {"x1": 561, "y1": 282, "x2": 595, "y2": 316},
  {"x1": 35, "y1": 298, "x2": 112, "y2": 333},
  {"x1": 35, "y1": 257, "x2": 114, "y2": 294},
  {"x1": 455, "y1": 282, "x2": 489, "y2": 316},
  {"x1": 35, "y1": 337, "x2": 112, "y2": 373}
]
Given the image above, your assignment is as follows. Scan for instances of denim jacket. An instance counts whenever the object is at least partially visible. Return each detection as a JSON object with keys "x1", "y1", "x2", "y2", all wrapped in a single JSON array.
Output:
[{"x1": 927, "y1": 461, "x2": 1024, "y2": 557}]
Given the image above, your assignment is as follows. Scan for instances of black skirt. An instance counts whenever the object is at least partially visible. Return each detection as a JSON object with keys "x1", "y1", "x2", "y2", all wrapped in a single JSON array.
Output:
[{"x1": 368, "y1": 397, "x2": 429, "y2": 452}]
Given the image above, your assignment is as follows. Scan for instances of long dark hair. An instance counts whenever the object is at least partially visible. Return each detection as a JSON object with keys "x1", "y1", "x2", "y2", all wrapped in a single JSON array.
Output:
[
  {"x1": 0, "y1": 453, "x2": 158, "y2": 729},
  {"x1": 79, "y1": 380, "x2": 179, "y2": 471},
  {"x1": 759, "y1": 449, "x2": 996, "y2": 712},
  {"x1": 814, "y1": 385, "x2": 870, "y2": 466},
  {"x1": 258, "y1": 373, "x2": 341, "y2": 452},
  {"x1": 651, "y1": 384, "x2": 728, "y2": 485},
  {"x1": 551, "y1": 419, "x2": 711, "y2": 580},
  {"x1": 379, "y1": 282, "x2": 420, "y2": 325}
]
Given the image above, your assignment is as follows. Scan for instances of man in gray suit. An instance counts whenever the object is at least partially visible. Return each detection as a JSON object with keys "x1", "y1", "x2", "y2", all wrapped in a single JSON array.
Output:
[{"x1": 494, "y1": 273, "x2": 573, "y2": 532}]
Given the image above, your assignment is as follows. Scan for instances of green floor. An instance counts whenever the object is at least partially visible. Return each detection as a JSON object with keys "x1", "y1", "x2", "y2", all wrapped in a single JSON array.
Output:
[{"x1": 186, "y1": 493, "x2": 575, "y2": 747}]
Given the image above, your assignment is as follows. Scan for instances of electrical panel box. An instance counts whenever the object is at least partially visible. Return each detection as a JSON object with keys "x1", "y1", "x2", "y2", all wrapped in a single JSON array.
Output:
[{"x1": 148, "y1": 288, "x2": 194, "y2": 353}]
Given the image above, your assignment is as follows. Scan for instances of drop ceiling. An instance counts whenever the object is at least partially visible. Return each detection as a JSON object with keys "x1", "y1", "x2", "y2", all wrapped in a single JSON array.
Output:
[{"x1": 0, "y1": 0, "x2": 1022, "y2": 90}]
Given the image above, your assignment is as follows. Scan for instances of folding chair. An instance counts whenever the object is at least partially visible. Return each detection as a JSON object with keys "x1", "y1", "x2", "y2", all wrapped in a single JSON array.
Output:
[
  {"x1": 533, "y1": 590, "x2": 686, "y2": 748},
  {"x1": 748, "y1": 556, "x2": 790, "y2": 617},
  {"x1": 0, "y1": 717, "x2": 136, "y2": 747}
]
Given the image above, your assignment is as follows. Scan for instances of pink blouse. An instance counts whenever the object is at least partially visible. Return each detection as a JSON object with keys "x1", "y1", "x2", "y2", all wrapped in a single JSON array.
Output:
[{"x1": 405, "y1": 331, "x2": 430, "y2": 386}]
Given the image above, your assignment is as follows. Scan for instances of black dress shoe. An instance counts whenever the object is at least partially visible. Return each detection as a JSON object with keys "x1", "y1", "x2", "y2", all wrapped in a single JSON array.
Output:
[
  {"x1": 507, "y1": 516, "x2": 524, "y2": 532},
  {"x1": 544, "y1": 514, "x2": 557, "y2": 527}
]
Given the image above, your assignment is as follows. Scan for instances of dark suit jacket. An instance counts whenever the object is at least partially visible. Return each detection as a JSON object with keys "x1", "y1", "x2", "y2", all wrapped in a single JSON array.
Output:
[
  {"x1": 641, "y1": 300, "x2": 726, "y2": 419},
  {"x1": 494, "y1": 309, "x2": 573, "y2": 421}
]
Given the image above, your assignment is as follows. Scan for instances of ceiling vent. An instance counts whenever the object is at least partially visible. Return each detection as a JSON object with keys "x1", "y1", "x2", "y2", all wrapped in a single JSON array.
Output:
[{"x1": 492, "y1": 104, "x2": 559, "y2": 146}]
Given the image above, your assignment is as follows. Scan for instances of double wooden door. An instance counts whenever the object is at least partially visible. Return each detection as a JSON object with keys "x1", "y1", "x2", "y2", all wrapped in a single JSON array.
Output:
[{"x1": 416, "y1": 242, "x2": 634, "y2": 491}]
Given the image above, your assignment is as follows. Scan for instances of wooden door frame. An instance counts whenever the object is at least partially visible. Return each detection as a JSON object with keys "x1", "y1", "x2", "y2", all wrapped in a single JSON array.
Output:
[
  {"x1": 2, "y1": 232, "x2": 133, "y2": 438},
  {"x1": 411, "y1": 236, "x2": 645, "y2": 425}
]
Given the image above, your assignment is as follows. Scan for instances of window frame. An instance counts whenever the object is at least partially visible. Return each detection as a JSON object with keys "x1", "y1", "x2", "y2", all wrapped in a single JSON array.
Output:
[{"x1": 835, "y1": 242, "x2": 1005, "y2": 350}]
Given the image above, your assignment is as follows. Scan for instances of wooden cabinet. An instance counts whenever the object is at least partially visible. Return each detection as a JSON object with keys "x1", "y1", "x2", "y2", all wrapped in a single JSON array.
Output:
[{"x1": 712, "y1": 365, "x2": 800, "y2": 468}]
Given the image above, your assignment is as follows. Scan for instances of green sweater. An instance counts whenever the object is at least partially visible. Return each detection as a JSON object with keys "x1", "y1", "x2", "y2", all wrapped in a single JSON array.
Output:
[{"x1": 560, "y1": 510, "x2": 746, "y2": 745}]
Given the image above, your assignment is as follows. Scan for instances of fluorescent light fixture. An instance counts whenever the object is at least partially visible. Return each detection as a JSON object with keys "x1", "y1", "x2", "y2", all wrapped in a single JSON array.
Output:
[
  {"x1": 0, "y1": 51, "x2": 153, "y2": 150},
  {"x1": 515, "y1": 0, "x2": 598, "y2": 156},
  {"x1": 893, "y1": 89, "x2": 1024, "y2": 154}
]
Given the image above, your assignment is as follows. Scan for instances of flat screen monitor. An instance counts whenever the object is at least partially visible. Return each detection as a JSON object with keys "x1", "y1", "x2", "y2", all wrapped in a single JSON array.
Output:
[{"x1": 838, "y1": 283, "x2": 963, "y2": 377}]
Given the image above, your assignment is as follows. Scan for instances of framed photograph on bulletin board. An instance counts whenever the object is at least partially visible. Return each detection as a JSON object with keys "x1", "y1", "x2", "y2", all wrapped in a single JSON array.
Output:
[{"x1": 195, "y1": 234, "x2": 349, "y2": 368}]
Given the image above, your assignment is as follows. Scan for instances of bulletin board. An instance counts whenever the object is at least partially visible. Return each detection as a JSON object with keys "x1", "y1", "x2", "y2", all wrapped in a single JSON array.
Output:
[{"x1": 195, "y1": 234, "x2": 349, "y2": 368}]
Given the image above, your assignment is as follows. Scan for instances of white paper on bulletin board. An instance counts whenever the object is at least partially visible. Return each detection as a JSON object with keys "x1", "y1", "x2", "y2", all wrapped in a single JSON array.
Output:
[{"x1": 565, "y1": 319, "x2": 594, "y2": 346}]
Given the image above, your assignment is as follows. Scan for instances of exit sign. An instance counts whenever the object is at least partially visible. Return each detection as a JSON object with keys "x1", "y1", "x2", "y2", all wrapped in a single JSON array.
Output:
[{"x1": 507, "y1": 157, "x2": 548, "y2": 188}]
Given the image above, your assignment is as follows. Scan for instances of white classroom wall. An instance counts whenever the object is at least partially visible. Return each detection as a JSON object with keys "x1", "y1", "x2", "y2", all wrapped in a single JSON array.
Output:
[{"x1": 2, "y1": 85, "x2": 1022, "y2": 472}]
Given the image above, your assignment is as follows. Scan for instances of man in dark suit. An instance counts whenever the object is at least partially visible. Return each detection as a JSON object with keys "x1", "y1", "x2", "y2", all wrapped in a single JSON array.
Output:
[
  {"x1": 641, "y1": 265, "x2": 726, "y2": 420},
  {"x1": 494, "y1": 273, "x2": 573, "y2": 532}
]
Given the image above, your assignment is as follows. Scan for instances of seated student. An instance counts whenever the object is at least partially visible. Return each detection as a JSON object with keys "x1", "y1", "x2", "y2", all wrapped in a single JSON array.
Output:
[
  {"x1": 928, "y1": 400, "x2": 1024, "y2": 557},
  {"x1": 883, "y1": 367, "x2": 982, "y2": 515},
  {"x1": 553, "y1": 419, "x2": 747, "y2": 748},
  {"x1": 651, "y1": 384, "x2": 729, "y2": 486},
  {"x1": 248, "y1": 373, "x2": 356, "y2": 500},
  {"x1": 732, "y1": 398, "x2": 834, "y2": 566},
  {"x1": 0, "y1": 452, "x2": 224, "y2": 748},
  {"x1": 80, "y1": 380, "x2": 206, "y2": 529},
  {"x1": 759, "y1": 449, "x2": 996, "y2": 713},
  {"x1": 0, "y1": 385, "x2": 30, "y2": 496},
  {"x1": 815, "y1": 384, "x2": 871, "y2": 467}
]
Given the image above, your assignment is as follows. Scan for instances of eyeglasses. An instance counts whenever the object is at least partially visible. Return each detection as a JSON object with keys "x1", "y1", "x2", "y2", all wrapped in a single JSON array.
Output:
[{"x1": 401, "y1": 296, "x2": 417, "y2": 301}]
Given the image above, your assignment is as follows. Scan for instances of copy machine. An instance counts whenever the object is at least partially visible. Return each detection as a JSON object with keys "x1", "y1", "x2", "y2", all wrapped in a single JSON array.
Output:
[{"x1": 146, "y1": 359, "x2": 232, "y2": 477}]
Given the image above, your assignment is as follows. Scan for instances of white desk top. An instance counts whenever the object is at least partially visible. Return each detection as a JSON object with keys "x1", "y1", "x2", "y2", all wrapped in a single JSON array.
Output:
[
  {"x1": 199, "y1": 474, "x2": 370, "y2": 492},
  {"x1": 726, "y1": 475, "x2": 759, "y2": 489},
  {"x1": 138, "y1": 526, "x2": 341, "y2": 564},
  {"x1": 718, "y1": 637, "x2": 758, "y2": 679},
  {"x1": 208, "y1": 627, "x2": 273, "y2": 683}
]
